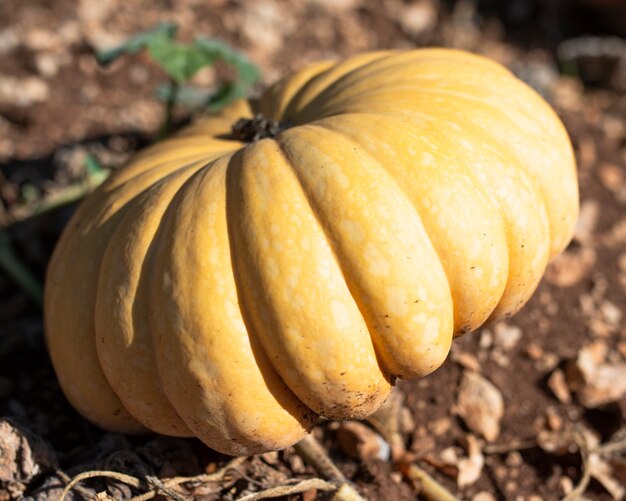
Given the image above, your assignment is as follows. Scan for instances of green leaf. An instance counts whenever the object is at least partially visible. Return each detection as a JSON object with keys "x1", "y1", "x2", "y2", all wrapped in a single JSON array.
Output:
[
  {"x1": 84, "y1": 154, "x2": 105, "y2": 175},
  {"x1": 96, "y1": 23, "x2": 260, "y2": 116},
  {"x1": 96, "y1": 22, "x2": 178, "y2": 65},
  {"x1": 147, "y1": 38, "x2": 216, "y2": 83},
  {"x1": 195, "y1": 37, "x2": 260, "y2": 86},
  {"x1": 83, "y1": 154, "x2": 110, "y2": 187}
]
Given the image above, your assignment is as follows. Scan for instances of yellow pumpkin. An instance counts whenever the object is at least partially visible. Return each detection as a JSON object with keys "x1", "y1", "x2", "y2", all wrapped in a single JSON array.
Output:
[{"x1": 44, "y1": 49, "x2": 578, "y2": 455}]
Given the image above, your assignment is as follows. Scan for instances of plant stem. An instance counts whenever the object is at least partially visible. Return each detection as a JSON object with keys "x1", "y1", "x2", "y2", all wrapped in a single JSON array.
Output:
[
  {"x1": 10, "y1": 169, "x2": 109, "y2": 223},
  {"x1": 0, "y1": 230, "x2": 43, "y2": 306},
  {"x1": 159, "y1": 80, "x2": 179, "y2": 139}
]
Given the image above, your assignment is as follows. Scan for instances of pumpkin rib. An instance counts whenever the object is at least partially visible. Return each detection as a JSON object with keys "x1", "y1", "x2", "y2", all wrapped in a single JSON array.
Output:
[
  {"x1": 322, "y1": 110, "x2": 552, "y2": 321},
  {"x1": 313, "y1": 115, "x2": 511, "y2": 335},
  {"x1": 148, "y1": 156, "x2": 314, "y2": 456},
  {"x1": 277, "y1": 124, "x2": 454, "y2": 380},
  {"x1": 106, "y1": 144, "x2": 240, "y2": 192},
  {"x1": 226, "y1": 138, "x2": 392, "y2": 420},
  {"x1": 315, "y1": 85, "x2": 576, "y2": 257},
  {"x1": 45, "y1": 154, "x2": 225, "y2": 434},
  {"x1": 281, "y1": 51, "x2": 392, "y2": 121},
  {"x1": 293, "y1": 49, "x2": 512, "y2": 123},
  {"x1": 257, "y1": 61, "x2": 337, "y2": 120},
  {"x1": 95, "y1": 164, "x2": 210, "y2": 437}
]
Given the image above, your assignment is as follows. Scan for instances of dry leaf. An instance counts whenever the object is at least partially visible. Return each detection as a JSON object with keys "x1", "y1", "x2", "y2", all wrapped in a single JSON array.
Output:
[
  {"x1": 587, "y1": 453, "x2": 625, "y2": 500},
  {"x1": 456, "y1": 371, "x2": 504, "y2": 442},
  {"x1": 566, "y1": 343, "x2": 626, "y2": 407},
  {"x1": 457, "y1": 435, "x2": 484, "y2": 488}
]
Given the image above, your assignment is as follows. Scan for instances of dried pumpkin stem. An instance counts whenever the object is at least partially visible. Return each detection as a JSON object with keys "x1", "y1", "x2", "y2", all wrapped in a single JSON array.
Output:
[{"x1": 230, "y1": 113, "x2": 290, "y2": 142}]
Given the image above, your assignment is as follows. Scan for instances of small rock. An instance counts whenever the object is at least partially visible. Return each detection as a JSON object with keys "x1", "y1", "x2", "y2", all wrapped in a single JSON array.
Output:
[
  {"x1": 574, "y1": 199, "x2": 600, "y2": 242},
  {"x1": 525, "y1": 342, "x2": 544, "y2": 361},
  {"x1": 547, "y1": 369, "x2": 572, "y2": 404},
  {"x1": 493, "y1": 322, "x2": 523, "y2": 351},
  {"x1": 546, "y1": 407, "x2": 563, "y2": 431},
  {"x1": 479, "y1": 329, "x2": 493, "y2": 350},
  {"x1": 456, "y1": 371, "x2": 504, "y2": 442},
  {"x1": 538, "y1": 351, "x2": 561, "y2": 372},
  {"x1": 545, "y1": 243, "x2": 596, "y2": 287},
  {"x1": 600, "y1": 300, "x2": 622, "y2": 327},
  {"x1": 336, "y1": 421, "x2": 390, "y2": 461},
  {"x1": 35, "y1": 53, "x2": 60, "y2": 78},
  {"x1": 0, "y1": 76, "x2": 49, "y2": 106},
  {"x1": 451, "y1": 350, "x2": 481, "y2": 371},
  {"x1": 472, "y1": 491, "x2": 496, "y2": 501},
  {"x1": 505, "y1": 451, "x2": 523, "y2": 467},
  {"x1": 23, "y1": 28, "x2": 61, "y2": 52},
  {"x1": 599, "y1": 163, "x2": 624, "y2": 192},
  {"x1": 397, "y1": 1, "x2": 438, "y2": 38},
  {"x1": 429, "y1": 417, "x2": 452, "y2": 437},
  {"x1": 0, "y1": 420, "x2": 57, "y2": 499}
]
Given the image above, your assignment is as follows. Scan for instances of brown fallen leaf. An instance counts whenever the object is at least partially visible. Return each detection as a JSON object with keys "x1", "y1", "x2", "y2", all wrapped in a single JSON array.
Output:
[
  {"x1": 457, "y1": 435, "x2": 484, "y2": 488},
  {"x1": 455, "y1": 371, "x2": 504, "y2": 442},
  {"x1": 565, "y1": 342, "x2": 626, "y2": 408}
]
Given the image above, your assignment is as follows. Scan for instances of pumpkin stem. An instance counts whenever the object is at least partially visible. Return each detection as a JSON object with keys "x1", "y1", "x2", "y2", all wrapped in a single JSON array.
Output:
[{"x1": 230, "y1": 114, "x2": 290, "y2": 142}]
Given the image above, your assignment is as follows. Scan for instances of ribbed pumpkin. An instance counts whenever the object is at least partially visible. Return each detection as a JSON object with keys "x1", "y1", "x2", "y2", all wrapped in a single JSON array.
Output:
[{"x1": 45, "y1": 49, "x2": 578, "y2": 455}]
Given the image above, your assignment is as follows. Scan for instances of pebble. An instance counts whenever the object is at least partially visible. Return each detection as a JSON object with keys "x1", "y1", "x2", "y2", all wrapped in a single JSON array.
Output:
[
  {"x1": 472, "y1": 492, "x2": 496, "y2": 501},
  {"x1": 526, "y1": 342, "x2": 544, "y2": 361},
  {"x1": 548, "y1": 369, "x2": 572, "y2": 404},
  {"x1": 0, "y1": 76, "x2": 49, "y2": 106},
  {"x1": 493, "y1": 322, "x2": 523, "y2": 351}
]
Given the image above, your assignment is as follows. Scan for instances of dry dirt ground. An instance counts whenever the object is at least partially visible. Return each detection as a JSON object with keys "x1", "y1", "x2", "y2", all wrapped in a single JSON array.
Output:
[{"x1": 1, "y1": 1, "x2": 626, "y2": 500}]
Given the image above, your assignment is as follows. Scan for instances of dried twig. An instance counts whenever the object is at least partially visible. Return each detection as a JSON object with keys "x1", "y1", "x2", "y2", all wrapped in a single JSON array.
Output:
[
  {"x1": 398, "y1": 462, "x2": 460, "y2": 501},
  {"x1": 293, "y1": 434, "x2": 366, "y2": 501},
  {"x1": 60, "y1": 456, "x2": 246, "y2": 501},
  {"x1": 563, "y1": 428, "x2": 593, "y2": 501},
  {"x1": 237, "y1": 478, "x2": 335, "y2": 501}
]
